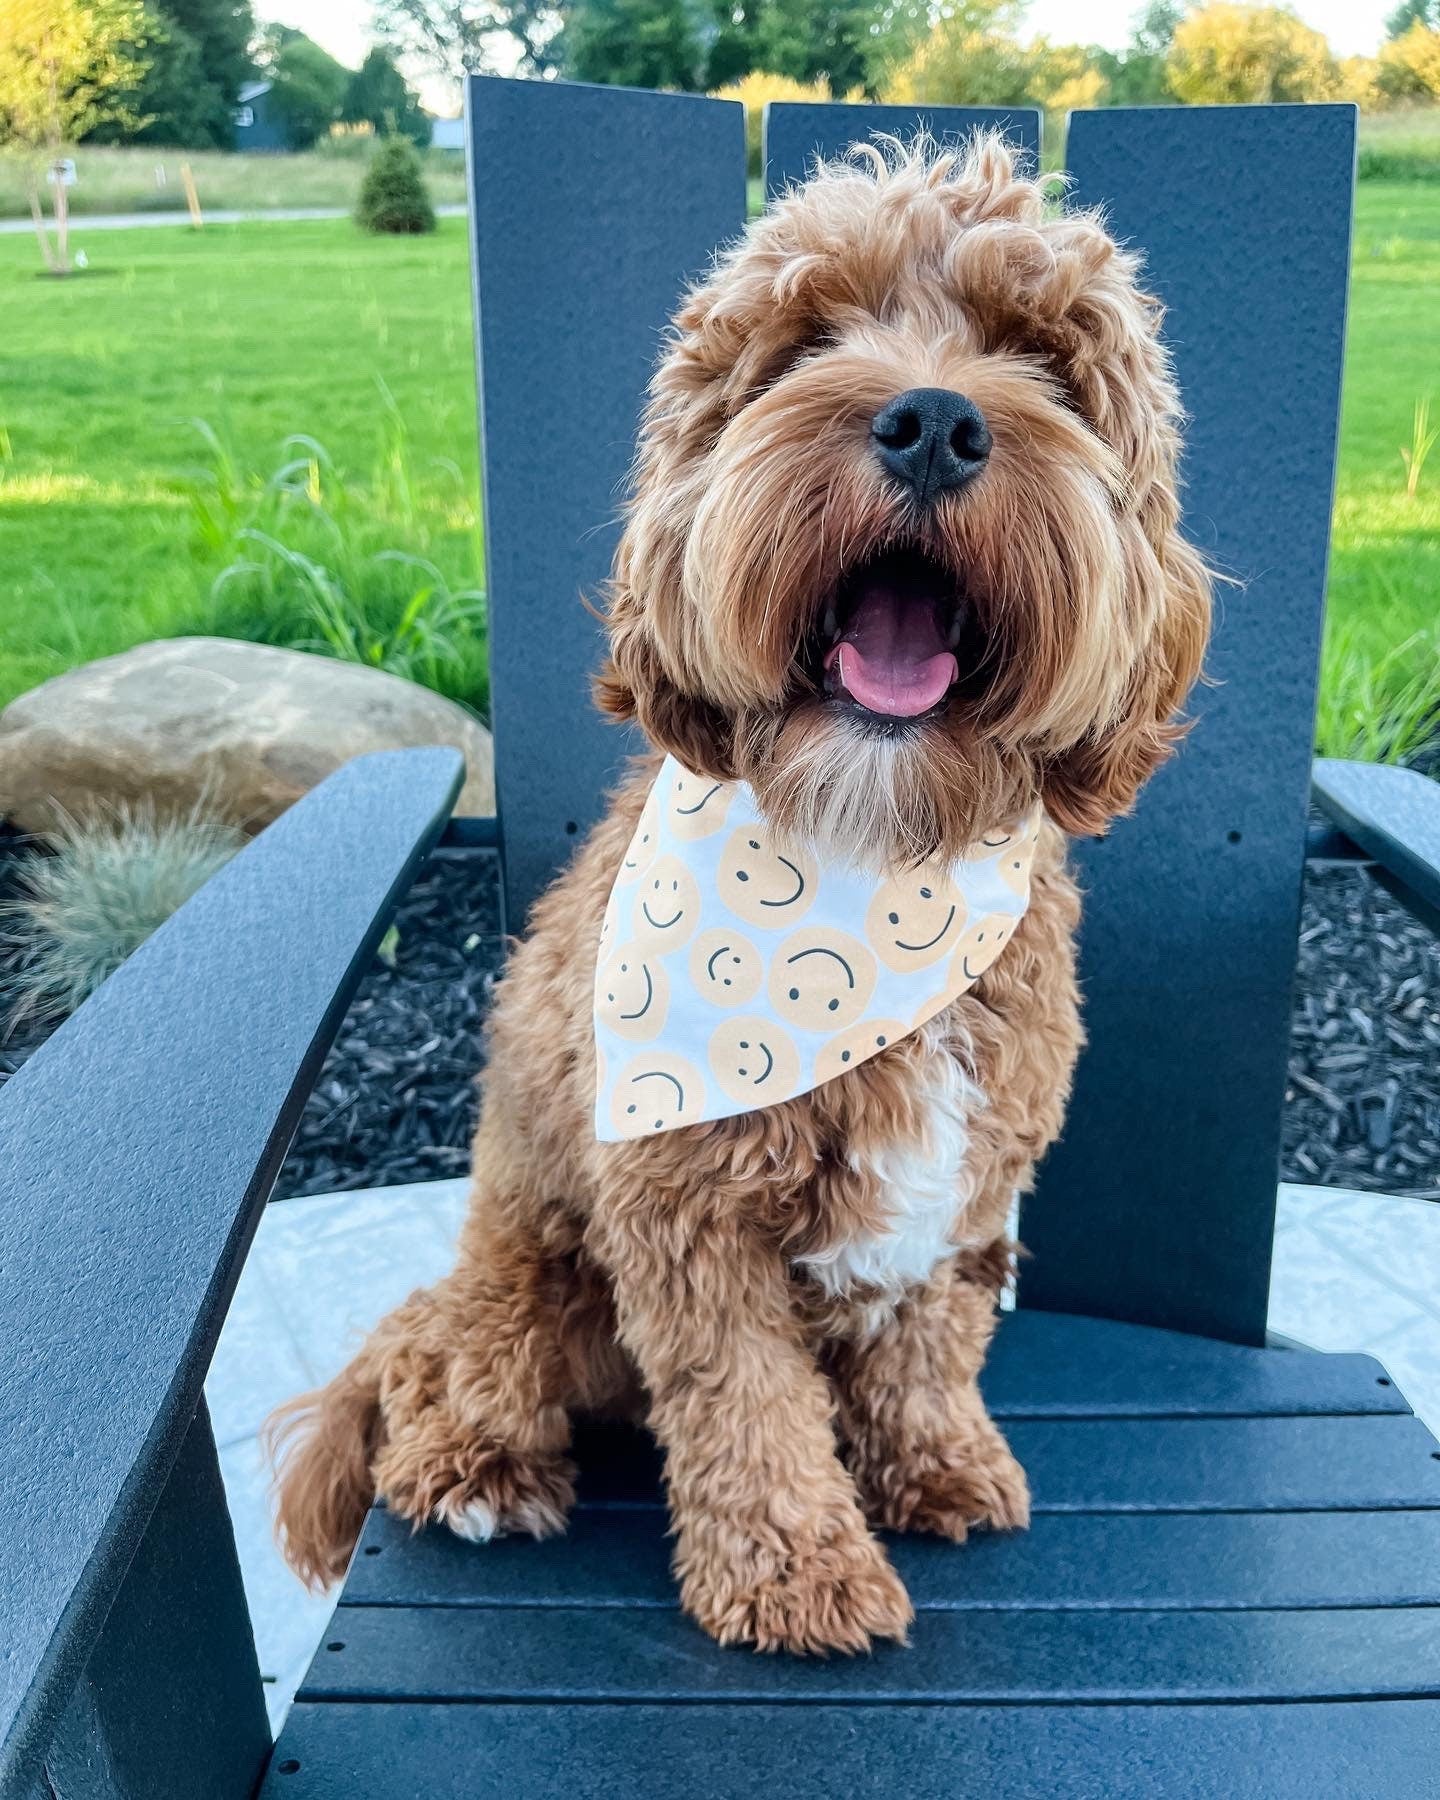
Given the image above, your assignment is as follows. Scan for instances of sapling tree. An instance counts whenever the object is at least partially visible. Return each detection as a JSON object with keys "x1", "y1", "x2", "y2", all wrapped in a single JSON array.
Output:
[{"x1": 0, "y1": 0, "x2": 152, "y2": 273}]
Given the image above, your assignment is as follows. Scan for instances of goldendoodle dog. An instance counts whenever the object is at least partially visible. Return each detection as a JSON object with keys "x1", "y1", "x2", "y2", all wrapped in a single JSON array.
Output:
[{"x1": 268, "y1": 134, "x2": 1210, "y2": 1655}]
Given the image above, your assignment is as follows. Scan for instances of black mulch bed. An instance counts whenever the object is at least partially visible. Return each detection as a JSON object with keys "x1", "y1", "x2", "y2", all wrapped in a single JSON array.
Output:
[{"x1": 1, "y1": 842, "x2": 1436, "y2": 1202}]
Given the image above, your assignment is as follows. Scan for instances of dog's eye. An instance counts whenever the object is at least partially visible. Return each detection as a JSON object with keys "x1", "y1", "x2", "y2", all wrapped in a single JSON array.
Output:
[
  {"x1": 773, "y1": 328, "x2": 829, "y2": 382},
  {"x1": 734, "y1": 327, "x2": 829, "y2": 408}
]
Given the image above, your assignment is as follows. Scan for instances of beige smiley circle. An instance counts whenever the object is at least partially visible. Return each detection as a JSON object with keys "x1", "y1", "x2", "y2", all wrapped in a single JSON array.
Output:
[
  {"x1": 707, "y1": 1016, "x2": 801, "y2": 1108},
  {"x1": 716, "y1": 826, "x2": 819, "y2": 930},
  {"x1": 813, "y1": 1019, "x2": 906, "y2": 1087},
  {"x1": 997, "y1": 842, "x2": 1037, "y2": 897},
  {"x1": 866, "y1": 865, "x2": 967, "y2": 973},
  {"x1": 667, "y1": 769, "x2": 733, "y2": 841},
  {"x1": 769, "y1": 927, "x2": 877, "y2": 1033},
  {"x1": 950, "y1": 912, "x2": 1019, "y2": 988},
  {"x1": 616, "y1": 787, "x2": 662, "y2": 886},
  {"x1": 631, "y1": 855, "x2": 701, "y2": 952},
  {"x1": 609, "y1": 1052, "x2": 707, "y2": 1138},
  {"x1": 688, "y1": 928, "x2": 764, "y2": 1008},
  {"x1": 965, "y1": 824, "x2": 1019, "y2": 858},
  {"x1": 971, "y1": 813, "x2": 1041, "y2": 897},
  {"x1": 595, "y1": 944, "x2": 670, "y2": 1043}
]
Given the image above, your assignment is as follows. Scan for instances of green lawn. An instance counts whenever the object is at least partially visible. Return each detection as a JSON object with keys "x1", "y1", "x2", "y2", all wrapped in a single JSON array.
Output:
[
  {"x1": 0, "y1": 216, "x2": 483, "y2": 710},
  {"x1": 0, "y1": 184, "x2": 1436, "y2": 756},
  {"x1": 1321, "y1": 184, "x2": 1440, "y2": 761}
]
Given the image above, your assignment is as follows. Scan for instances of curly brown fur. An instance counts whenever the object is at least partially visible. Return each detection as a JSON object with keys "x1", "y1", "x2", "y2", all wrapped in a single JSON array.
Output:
[{"x1": 269, "y1": 134, "x2": 1209, "y2": 1653}]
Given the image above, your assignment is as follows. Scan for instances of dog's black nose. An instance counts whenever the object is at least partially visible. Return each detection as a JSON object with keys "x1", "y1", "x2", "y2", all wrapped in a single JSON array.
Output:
[{"x1": 871, "y1": 388, "x2": 991, "y2": 504}]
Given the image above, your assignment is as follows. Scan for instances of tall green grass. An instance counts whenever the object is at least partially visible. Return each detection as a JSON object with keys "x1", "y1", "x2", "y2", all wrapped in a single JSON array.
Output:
[
  {"x1": 179, "y1": 395, "x2": 488, "y2": 713},
  {"x1": 1357, "y1": 109, "x2": 1440, "y2": 184},
  {"x1": 0, "y1": 142, "x2": 468, "y2": 220},
  {"x1": 1316, "y1": 607, "x2": 1440, "y2": 766}
]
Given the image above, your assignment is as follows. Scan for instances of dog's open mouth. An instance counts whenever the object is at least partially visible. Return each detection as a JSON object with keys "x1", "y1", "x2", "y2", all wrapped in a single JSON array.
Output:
[{"x1": 816, "y1": 547, "x2": 968, "y2": 721}]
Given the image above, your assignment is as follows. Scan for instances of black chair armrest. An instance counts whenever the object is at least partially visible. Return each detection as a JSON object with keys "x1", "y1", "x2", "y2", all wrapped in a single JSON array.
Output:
[
  {"x1": 0, "y1": 747, "x2": 463, "y2": 1796},
  {"x1": 1312, "y1": 757, "x2": 1440, "y2": 935}
]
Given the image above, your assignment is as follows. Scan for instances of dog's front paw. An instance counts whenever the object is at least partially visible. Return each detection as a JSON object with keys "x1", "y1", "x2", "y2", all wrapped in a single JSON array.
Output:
[
  {"x1": 680, "y1": 1524, "x2": 912, "y2": 1654},
  {"x1": 864, "y1": 1420, "x2": 1031, "y2": 1541},
  {"x1": 374, "y1": 1414, "x2": 575, "y2": 1543}
]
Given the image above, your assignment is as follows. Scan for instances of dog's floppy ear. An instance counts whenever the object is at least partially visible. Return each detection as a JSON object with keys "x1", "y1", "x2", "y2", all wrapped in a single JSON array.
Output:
[
  {"x1": 1041, "y1": 528, "x2": 1210, "y2": 836},
  {"x1": 593, "y1": 554, "x2": 737, "y2": 781}
]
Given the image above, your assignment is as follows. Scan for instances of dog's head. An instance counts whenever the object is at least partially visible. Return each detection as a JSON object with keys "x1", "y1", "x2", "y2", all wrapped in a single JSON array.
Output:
[{"x1": 597, "y1": 134, "x2": 1211, "y2": 864}]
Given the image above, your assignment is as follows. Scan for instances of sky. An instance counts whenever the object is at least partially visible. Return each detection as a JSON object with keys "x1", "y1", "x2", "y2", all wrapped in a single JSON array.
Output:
[{"x1": 254, "y1": 0, "x2": 1399, "y2": 115}]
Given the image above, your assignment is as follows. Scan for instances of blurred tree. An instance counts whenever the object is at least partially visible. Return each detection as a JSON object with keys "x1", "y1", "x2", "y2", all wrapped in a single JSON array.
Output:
[
  {"x1": 373, "y1": 0, "x2": 566, "y2": 81},
  {"x1": 1166, "y1": 3, "x2": 1340, "y2": 104},
  {"x1": 262, "y1": 26, "x2": 350, "y2": 148},
  {"x1": 85, "y1": 13, "x2": 213, "y2": 144},
  {"x1": 92, "y1": 0, "x2": 254, "y2": 146},
  {"x1": 1337, "y1": 53, "x2": 1382, "y2": 108},
  {"x1": 1377, "y1": 19, "x2": 1440, "y2": 97},
  {"x1": 755, "y1": 0, "x2": 882, "y2": 93},
  {"x1": 152, "y1": 0, "x2": 253, "y2": 138},
  {"x1": 561, "y1": 0, "x2": 917, "y2": 95},
  {"x1": 0, "y1": 0, "x2": 151, "y2": 270},
  {"x1": 1385, "y1": 0, "x2": 1439, "y2": 37},
  {"x1": 703, "y1": 0, "x2": 763, "y2": 87},
  {"x1": 344, "y1": 45, "x2": 428, "y2": 145},
  {"x1": 884, "y1": 0, "x2": 1072, "y2": 107},
  {"x1": 566, "y1": 0, "x2": 703, "y2": 88},
  {"x1": 355, "y1": 131, "x2": 436, "y2": 230},
  {"x1": 1091, "y1": 0, "x2": 1181, "y2": 104}
]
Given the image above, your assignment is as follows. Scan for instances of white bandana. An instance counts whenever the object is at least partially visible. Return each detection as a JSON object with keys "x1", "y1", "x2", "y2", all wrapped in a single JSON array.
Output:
[{"x1": 593, "y1": 756, "x2": 1040, "y2": 1141}]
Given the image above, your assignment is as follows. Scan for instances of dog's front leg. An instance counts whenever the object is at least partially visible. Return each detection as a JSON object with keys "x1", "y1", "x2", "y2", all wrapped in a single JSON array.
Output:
[
  {"x1": 829, "y1": 1254, "x2": 1030, "y2": 1541},
  {"x1": 590, "y1": 1187, "x2": 912, "y2": 1654}
]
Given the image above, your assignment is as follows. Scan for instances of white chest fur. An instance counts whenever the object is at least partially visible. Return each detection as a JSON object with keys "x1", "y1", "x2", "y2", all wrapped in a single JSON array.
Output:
[{"x1": 796, "y1": 1028, "x2": 978, "y2": 1302}]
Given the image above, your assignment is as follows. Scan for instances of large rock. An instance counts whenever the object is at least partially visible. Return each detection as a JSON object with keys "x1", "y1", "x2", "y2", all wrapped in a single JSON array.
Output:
[{"x1": 0, "y1": 638, "x2": 495, "y2": 833}]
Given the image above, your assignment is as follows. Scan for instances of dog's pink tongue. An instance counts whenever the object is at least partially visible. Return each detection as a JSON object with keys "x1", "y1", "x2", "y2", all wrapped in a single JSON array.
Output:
[{"x1": 824, "y1": 579, "x2": 957, "y2": 719}]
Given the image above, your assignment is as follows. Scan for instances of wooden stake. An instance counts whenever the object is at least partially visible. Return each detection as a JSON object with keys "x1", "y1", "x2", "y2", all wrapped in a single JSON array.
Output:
[
  {"x1": 180, "y1": 161, "x2": 203, "y2": 230},
  {"x1": 27, "y1": 178, "x2": 57, "y2": 273},
  {"x1": 53, "y1": 171, "x2": 70, "y2": 275}
]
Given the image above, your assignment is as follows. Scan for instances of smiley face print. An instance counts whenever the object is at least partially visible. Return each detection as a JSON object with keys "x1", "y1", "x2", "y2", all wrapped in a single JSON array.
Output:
[
  {"x1": 609, "y1": 1053, "x2": 707, "y2": 1137},
  {"x1": 951, "y1": 912, "x2": 1018, "y2": 987},
  {"x1": 813, "y1": 1019, "x2": 906, "y2": 1087},
  {"x1": 594, "y1": 758, "x2": 1038, "y2": 1141},
  {"x1": 595, "y1": 945, "x2": 670, "y2": 1043},
  {"x1": 717, "y1": 827, "x2": 818, "y2": 930},
  {"x1": 616, "y1": 786, "x2": 662, "y2": 886},
  {"x1": 769, "y1": 927, "x2": 877, "y2": 1033},
  {"x1": 865, "y1": 866, "x2": 967, "y2": 973},
  {"x1": 997, "y1": 816, "x2": 1041, "y2": 896},
  {"x1": 708, "y1": 1016, "x2": 801, "y2": 1107},
  {"x1": 688, "y1": 929, "x2": 764, "y2": 1008},
  {"x1": 967, "y1": 812, "x2": 1041, "y2": 897},
  {"x1": 666, "y1": 768, "x2": 734, "y2": 841},
  {"x1": 631, "y1": 855, "x2": 701, "y2": 952}
]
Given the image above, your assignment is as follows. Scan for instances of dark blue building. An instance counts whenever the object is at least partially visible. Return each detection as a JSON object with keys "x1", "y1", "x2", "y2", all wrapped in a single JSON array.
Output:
[{"x1": 233, "y1": 82, "x2": 289, "y2": 153}]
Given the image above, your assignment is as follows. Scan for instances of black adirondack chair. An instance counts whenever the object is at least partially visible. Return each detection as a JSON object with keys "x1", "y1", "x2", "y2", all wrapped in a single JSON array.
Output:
[{"x1": 4, "y1": 81, "x2": 1440, "y2": 1800}]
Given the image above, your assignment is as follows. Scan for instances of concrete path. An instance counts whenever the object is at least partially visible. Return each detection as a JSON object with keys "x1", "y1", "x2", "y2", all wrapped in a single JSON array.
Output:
[
  {"x1": 0, "y1": 203, "x2": 467, "y2": 235},
  {"x1": 209, "y1": 1175, "x2": 1440, "y2": 1730}
]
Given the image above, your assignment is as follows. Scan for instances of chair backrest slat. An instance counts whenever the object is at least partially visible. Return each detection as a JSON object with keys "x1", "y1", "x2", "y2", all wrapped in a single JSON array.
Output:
[
  {"x1": 466, "y1": 76, "x2": 747, "y2": 929},
  {"x1": 764, "y1": 102, "x2": 1040, "y2": 194},
  {"x1": 1021, "y1": 104, "x2": 1356, "y2": 1344}
]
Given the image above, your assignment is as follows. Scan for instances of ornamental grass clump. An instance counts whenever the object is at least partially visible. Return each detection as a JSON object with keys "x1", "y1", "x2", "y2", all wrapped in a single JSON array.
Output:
[
  {"x1": 1, "y1": 802, "x2": 245, "y2": 1031},
  {"x1": 355, "y1": 136, "x2": 436, "y2": 235}
]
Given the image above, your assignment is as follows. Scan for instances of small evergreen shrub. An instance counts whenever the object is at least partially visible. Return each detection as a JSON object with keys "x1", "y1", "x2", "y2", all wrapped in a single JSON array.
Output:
[
  {"x1": 2, "y1": 803, "x2": 245, "y2": 1029},
  {"x1": 355, "y1": 137, "x2": 436, "y2": 235}
]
